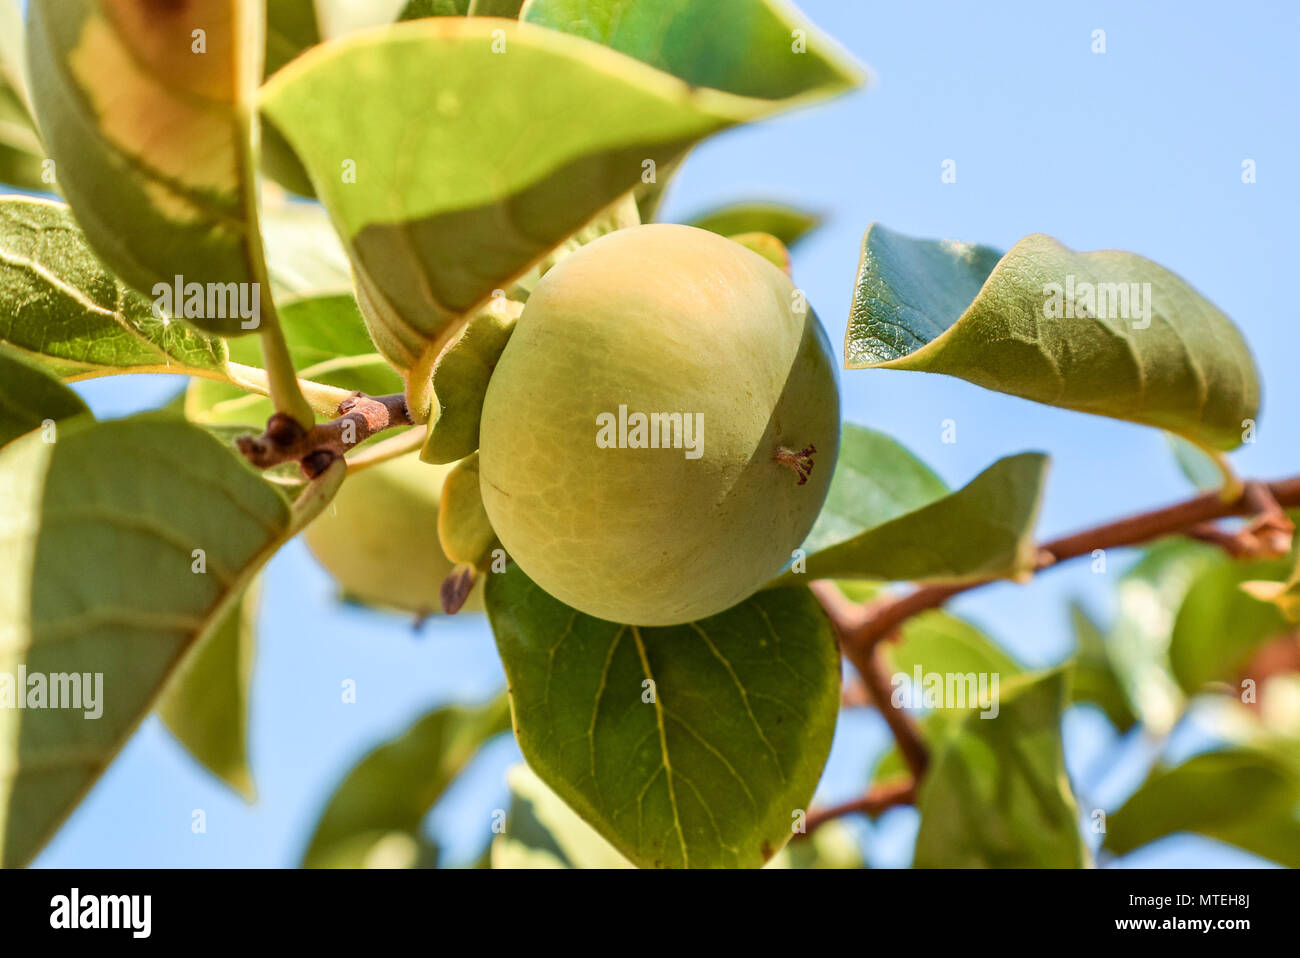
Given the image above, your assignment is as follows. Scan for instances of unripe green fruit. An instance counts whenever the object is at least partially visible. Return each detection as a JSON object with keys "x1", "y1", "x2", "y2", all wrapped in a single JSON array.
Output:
[
  {"x1": 304, "y1": 453, "x2": 483, "y2": 615},
  {"x1": 479, "y1": 223, "x2": 840, "y2": 626}
]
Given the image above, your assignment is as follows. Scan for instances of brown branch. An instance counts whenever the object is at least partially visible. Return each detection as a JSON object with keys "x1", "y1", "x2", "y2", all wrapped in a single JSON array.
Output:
[
  {"x1": 236, "y1": 393, "x2": 412, "y2": 477},
  {"x1": 800, "y1": 779, "x2": 917, "y2": 835},
  {"x1": 824, "y1": 475, "x2": 1300, "y2": 660},
  {"x1": 808, "y1": 474, "x2": 1300, "y2": 831},
  {"x1": 811, "y1": 581, "x2": 930, "y2": 778}
]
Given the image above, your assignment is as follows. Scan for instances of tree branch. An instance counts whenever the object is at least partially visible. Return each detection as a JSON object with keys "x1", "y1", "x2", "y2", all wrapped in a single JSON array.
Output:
[
  {"x1": 236, "y1": 392, "x2": 412, "y2": 477},
  {"x1": 801, "y1": 779, "x2": 917, "y2": 836},
  {"x1": 825, "y1": 475, "x2": 1300, "y2": 659},
  {"x1": 805, "y1": 473, "x2": 1300, "y2": 832}
]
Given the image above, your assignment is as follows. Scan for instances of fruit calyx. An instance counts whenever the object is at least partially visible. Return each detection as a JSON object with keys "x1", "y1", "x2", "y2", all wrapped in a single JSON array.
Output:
[{"x1": 775, "y1": 444, "x2": 818, "y2": 485}]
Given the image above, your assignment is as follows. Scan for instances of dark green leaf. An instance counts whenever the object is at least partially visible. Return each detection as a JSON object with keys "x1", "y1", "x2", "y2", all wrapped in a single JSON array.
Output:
[
  {"x1": 846, "y1": 224, "x2": 1259, "y2": 451},
  {"x1": 776, "y1": 452, "x2": 1047, "y2": 586},
  {"x1": 0, "y1": 353, "x2": 90, "y2": 448},
  {"x1": 469, "y1": 0, "x2": 523, "y2": 15},
  {"x1": 487, "y1": 565, "x2": 841, "y2": 868},
  {"x1": 404, "y1": 0, "x2": 473, "y2": 18}
]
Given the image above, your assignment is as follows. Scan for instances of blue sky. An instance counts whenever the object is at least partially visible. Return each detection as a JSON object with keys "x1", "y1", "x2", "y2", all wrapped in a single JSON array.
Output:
[{"x1": 35, "y1": 0, "x2": 1300, "y2": 867}]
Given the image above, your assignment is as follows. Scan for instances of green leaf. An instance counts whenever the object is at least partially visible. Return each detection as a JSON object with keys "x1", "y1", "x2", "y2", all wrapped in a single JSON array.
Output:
[
  {"x1": 1067, "y1": 602, "x2": 1137, "y2": 732},
  {"x1": 264, "y1": 0, "x2": 321, "y2": 77},
  {"x1": 0, "y1": 197, "x2": 230, "y2": 380},
  {"x1": 422, "y1": 301, "x2": 521, "y2": 464},
  {"x1": 800, "y1": 424, "x2": 949, "y2": 557},
  {"x1": 687, "y1": 201, "x2": 822, "y2": 247},
  {"x1": 1107, "y1": 539, "x2": 1222, "y2": 734},
  {"x1": 522, "y1": 0, "x2": 863, "y2": 100},
  {"x1": 157, "y1": 581, "x2": 260, "y2": 800},
  {"x1": 777, "y1": 452, "x2": 1047, "y2": 586},
  {"x1": 1168, "y1": 556, "x2": 1291, "y2": 694},
  {"x1": 404, "y1": 0, "x2": 473, "y2": 17},
  {"x1": 27, "y1": 1, "x2": 271, "y2": 333},
  {"x1": 302, "y1": 693, "x2": 511, "y2": 867},
  {"x1": 487, "y1": 565, "x2": 841, "y2": 868},
  {"x1": 0, "y1": 0, "x2": 46, "y2": 192},
  {"x1": 0, "y1": 353, "x2": 90, "y2": 448},
  {"x1": 0, "y1": 417, "x2": 295, "y2": 867},
  {"x1": 913, "y1": 670, "x2": 1088, "y2": 867},
  {"x1": 845, "y1": 224, "x2": 1259, "y2": 451},
  {"x1": 259, "y1": 18, "x2": 812, "y2": 372},
  {"x1": 1105, "y1": 748, "x2": 1300, "y2": 867},
  {"x1": 469, "y1": 0, "x2": 523, "y2": 15},
  {"x1": 491, "y1": 763, "x2": 634, "y2": 869}
]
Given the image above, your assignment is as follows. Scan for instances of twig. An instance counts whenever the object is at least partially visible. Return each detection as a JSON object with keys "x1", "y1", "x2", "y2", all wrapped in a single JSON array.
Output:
[
  {"x1": 801, "y1": 779, "x2": 917, "y2": 835},
  {"x1": 825, "y1": 476, "x2": 1300, "y2": 658},
  {"x1": 237, "y1": 392, "x2": 412, "y2": 477}
]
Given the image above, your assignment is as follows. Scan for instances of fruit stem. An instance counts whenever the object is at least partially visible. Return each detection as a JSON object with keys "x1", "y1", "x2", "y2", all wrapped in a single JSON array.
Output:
[{"x1": 775, "y1": 444, "x2": 817, "y2": 485}]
